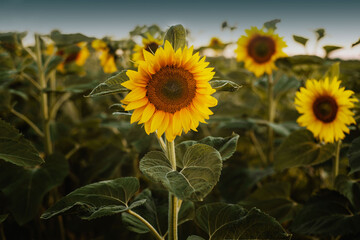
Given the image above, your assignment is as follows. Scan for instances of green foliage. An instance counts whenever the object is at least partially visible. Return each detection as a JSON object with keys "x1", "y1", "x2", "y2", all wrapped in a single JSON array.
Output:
[
  {"x1": 291, "y1": 189, "x2": 360, "y2": 236},
  {"x1": 263, "y1": 19, "x2": 281, "y2": 31},
  {"x1": 41, "y1": 177, "x2": 143, "y2": 220},
  {"x1": 209, "y1": 79, "x2": 241, "y2": 92},
  {"x1": 0, "y1": 153, "x2": 68, "y2": 225},
  {"x1": 324, "y1": 61, "x2": 340, "y2": 79},
  {"x1": 315, "y1": 28, "x2": 326, "y2": 41},
  {"x1": 348, "y1": 137, "x2": 360, "y2": 174},
  {"x1": 274, "y1": 129, "x2": 335, "y2": 171},
  {"x1": 0, "y1": 118, "x2": 43, "y2": 167},
  {"x1": 323, "y1": 45, "x2": 342, "y2": 58},
  {"x1": 87, "y1": 70, "x2": 129, "y2": 97},
  {"x1": 335, "y1": 175, "x2": 360, "y2": 210},
  {"x1": 239, "y1": 182, "x2": 300, "y2": 223},
  {"x1": 175, "y1": 134, "x2": 239, "y2": 165},
  {"x1": 140, "y1": 144, "x2": 222, "y2": 201},
  {"x1": 50, "y1": 30, "x2": 93, "y2": 46},
  {"x1": 293, "y1": 35, "x2": 308, "y2": 47},
  {"x1": 352, "y1": 38, "x2": 360, "y2": 47},
  {"x1": 195, "y1": 203, "x2": 291, "y2": 240},
  {"x1": 122, "y1": 189, "x2": 194, "y2": 234},
  {"x1": 163, "y1": 24, "x2": 186, "y2": 51},
  {"x1": 0, "y1": 214, "x2": 8, "y2": 223}
]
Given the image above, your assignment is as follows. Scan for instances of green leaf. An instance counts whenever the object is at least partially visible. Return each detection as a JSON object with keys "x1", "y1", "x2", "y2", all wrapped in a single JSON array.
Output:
[
  {"x1": 348, "y1": 137, "x2": 360, "y2": 174},
  {"x1": 323, "y1": 45, "x2": 342, "y2": 58},
  {"x1": 335, "y1": 175, "x2": 360, "y2": 210},
  {"x1": 291, "y1": 189, "x2": 360, "y2": 236},
  {"x1": 274, "y1": 129, "x2": 335, "y2": 171},
  {"x1": 0, "y1": 214, "x2": 8, "y2": 223},
  {"x1": 239, "y1": 182, "x2": 300, "y2": 223},
  {"x1": 86, "y1": 70, "x2": 129, "y2": 97},
  {"x1": 140, "y1": 144, "x2": 222, "y2": 201},
  {"x1": 164, "y1": 25, "x2": 186, "y2": 51},
  {"x1": 0, "y1": 153, "x2": 68, "y2": 225},
  {"x1": 195, "y1": 203, "x2": 291, "y2": 240},
  {"x1": 0, "y1": 118, "x2": 43, "y2": 167},
  {"x1": 263, "y1": 19, "x2": 281, "y2": 31},
  {"x1": 324, "y1": 61, "x2": 340, "y2": 80},
  {"x1": 175, "y1": 134, "x2": 239, "y2": 166},
  {"x1": 41, "y1": 177, "x2": 142, "y2": 220},
  {"x1": 293, "y1": 35, "x2": 308, "y2": 47},
  {"x1": 50, "y1": 30, "x2": 92, "y2": 46},
  {"x1": 352, "y1": 38, "x2": 360, "y2": 47},
  {"x1": 315, "y1": 28, "x2": 325, "y2": 41},
  {"x1": 274, "y1": 75, "x2": 300, "y2": 97},
  {"x1": 209, "y1": 80, "x2": 241, "y2": 92},
  {"x1": 122, "y1": 189, "x2": 194, "y2": 234}
]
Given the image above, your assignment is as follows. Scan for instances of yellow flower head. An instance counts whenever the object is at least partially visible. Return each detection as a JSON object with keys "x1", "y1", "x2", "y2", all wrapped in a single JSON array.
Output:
[
  {"x1": 92, "y1": 39, "x2": 117, "y2": 73},
  {"x1": 122, "y1": 41, "x2": 217, "y2": 142},
  {"x1": 295, "y1": 77, "x2": 358, "y2": 143},
  {"x1": 235, "y1": 27, "x2": 287, "y2": 77},
  {"x1": 132, "y1": 34, "x2": 163, "y2": 64}
]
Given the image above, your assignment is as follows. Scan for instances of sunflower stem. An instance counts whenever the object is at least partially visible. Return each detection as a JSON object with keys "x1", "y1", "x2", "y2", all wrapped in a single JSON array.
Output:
[
  {"x1": 166, "y1": 140, "x2": 178, "y2": 240},
  {"x1": 128, "y1": 210, "x2": 164, "y2": 240},
  {"x1": 267, "y1": 73, "x2": 275, "y2": 164},
  {"x1": 333, "y1": 140, "x2": 341, "y2": 187}
]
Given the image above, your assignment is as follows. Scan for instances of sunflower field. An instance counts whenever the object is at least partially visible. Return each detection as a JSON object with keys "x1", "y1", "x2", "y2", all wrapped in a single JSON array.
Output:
[{"x1": 1, "y1": 21, "x2": 360, "y2": 240}]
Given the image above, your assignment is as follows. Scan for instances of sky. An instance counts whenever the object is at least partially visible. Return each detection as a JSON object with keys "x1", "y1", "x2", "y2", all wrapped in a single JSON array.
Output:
[{"x1": 1, "y1": 0, "x2": 360, "y2": 59}]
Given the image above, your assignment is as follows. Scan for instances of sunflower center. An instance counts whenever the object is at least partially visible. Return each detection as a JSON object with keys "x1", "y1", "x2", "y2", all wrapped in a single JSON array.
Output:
[
  {"x1": 313, "y1": 95, "x2": 338, "y2": 123},
  {"x1": 147, "y1": 66, "x2": 196, "y2": 113},
  {"x1": 145, "y1": 42, "x2": 159, "y2": 54},
  {"x1": 247, "y1": 35, "x2": 276, "y2": 63}
]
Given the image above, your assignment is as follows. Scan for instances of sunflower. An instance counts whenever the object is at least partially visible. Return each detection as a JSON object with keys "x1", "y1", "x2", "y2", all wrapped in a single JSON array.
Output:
[
  {"x1": 235, "y1": 27, "x2": 287, "y2": 77},
  {"x1": 132, "y1": 34, "x2": 163, "y2": 64},
  {"x1": 122, "y1": 41, "x2": 217, "y2": 142},
  {"x1": 92, "y1": 39, "x2": 117, "y2": 73},
  {"x1": 46, "y1": 42, "x2": 90, "y2": 73},
  {"x1": 295, "y1": 77, "x2": 358, "y2": 143},
  {"x1": 208, "y1": 37, "x2": 224, "y2": 49}
]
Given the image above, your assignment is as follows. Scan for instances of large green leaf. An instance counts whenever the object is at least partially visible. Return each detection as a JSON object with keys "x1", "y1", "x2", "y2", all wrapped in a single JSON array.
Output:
[
  {"x1": 291, "y1": 189, "x2": 360, "y2": 236},
  {"x1": 315, "y1": 28, "x2": 325, "y2": 41},
  {"x1": 323, "y1": 45, "x2": 342, "y2": 58},
  {"x1": 209, "y1": 80, "x2": 241, "y2": 92},
  {"x1": 0, "y1": 118, "x2": 43, "y2": 167},
  {"x1": 86, "y1": 70, "x2": 129, "y2": 97},
  {"x1": 335, "y1": 175, "x2": 360, "y2": 210},
  {"x1": 323, "y1": 61, "x2": 340, "y2": 80},
  {"x1": 348, "y1": 137, "x2": 360, "y2": 174},
  {"x1": 0, "y1": 153, "x2": 68, "y2": 225},
  {"x1": 274, "y1": 75, "x2": 300, "y2": 97},
  {"x1": 195, "y1": 203, "x2": 291, "y2": 240},
  {"x1": 175, "y1": 134, "x2": 239, "y2": 167},
  {"x1": 122, "y1": 189, "x2": 194, "y2": 234},
  {"x1": 239, "y1": 182, "x2": 300, "y2": 223},
  {"x1": 163, "y1": 24, "x2": 186, "y2": 51},
  {"x1": 140, "y1": 144, "x2": 222, "y2": 201},
  {"x1": 263, "y1": 19, "x2": 281, "y2": 31},
  {"x1": 274, "y1": 129, "x2": 335, "y2": 171},
  {"x1": 187, "y1": 236, "x2": 205, "y2": 240},
  {"x1": 41, "y1": 177, "x2": 143, "y2": 220}
]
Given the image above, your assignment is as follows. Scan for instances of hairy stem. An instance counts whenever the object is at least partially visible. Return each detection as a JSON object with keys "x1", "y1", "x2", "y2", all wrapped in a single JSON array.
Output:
[
  {"x1": 166, "y1": 140, "x2": 178, "y2": 240},
  {"x1": 267, "y1": 73, "x2": 275, "y2": 163},
  {"x1": 128, "y1": 210, "x2": 163, "y2": 240},
  {"x1": 333, "y1": 140, "x2": 341, "y2": 187}
]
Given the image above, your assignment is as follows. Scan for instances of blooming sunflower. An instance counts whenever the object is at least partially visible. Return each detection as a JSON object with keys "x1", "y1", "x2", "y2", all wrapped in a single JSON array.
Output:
[
  {"x1": 132, "y1": 34, "x2": 163, "y2": 64},
  {"x1": 235, "y1": 27, "x2": 287, "y2": 77},
  {"x1": 208, "y1": 37, "x2": 224, "y2": 49},
  {"x1": 92, "y1": 39, "x2": 117, "y2": 73},
  {"x1": 122, "y1": 41, "x2": 217, "y2": 142},
  {"x1": 295, "y1": 77, "x2": 358, "y2": 143}
]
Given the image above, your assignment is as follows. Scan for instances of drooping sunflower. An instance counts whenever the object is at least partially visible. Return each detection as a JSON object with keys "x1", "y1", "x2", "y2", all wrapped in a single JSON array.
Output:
[
  {"x1": 295, "y1": 77, "x2": 358, "y2": 143},
  {"x1": 46, "y1": 42, "x2": 90, "y2": 73},
  {"x1": 235, "y1": 27, "x2": 287, "y2": 77},
  {"x1": 132, "y1": 34, "x2": 163, "y2": 64},
  {"x1": 122, "y1": 41, "x2": 217, "y2": 142},
  {"x1": 92, "y1": 39, "x2": 117, "y2": 73}
]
